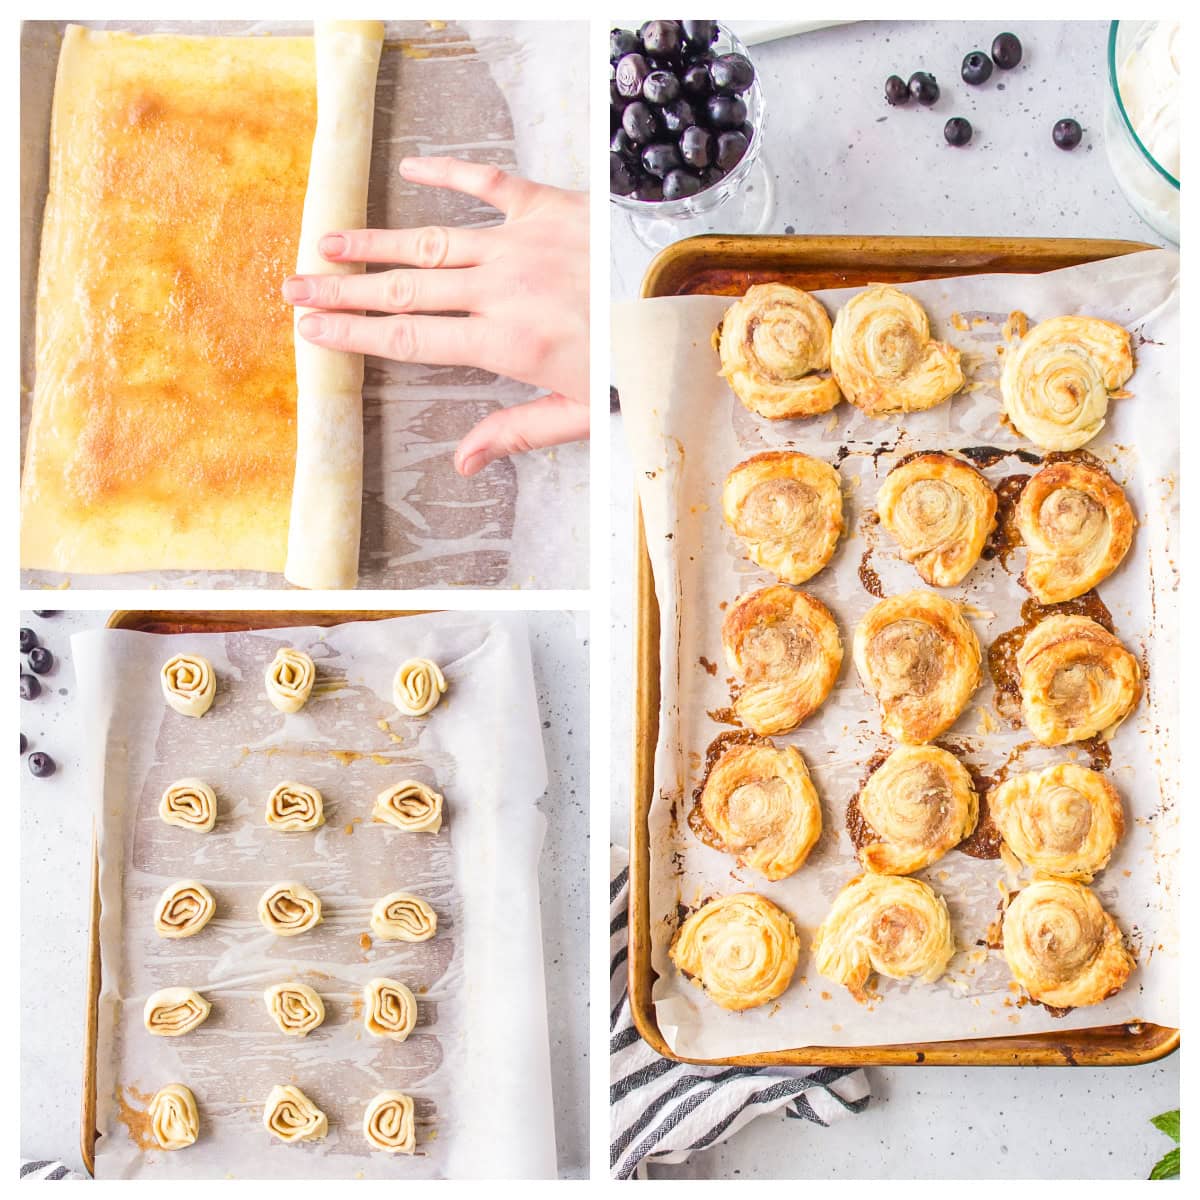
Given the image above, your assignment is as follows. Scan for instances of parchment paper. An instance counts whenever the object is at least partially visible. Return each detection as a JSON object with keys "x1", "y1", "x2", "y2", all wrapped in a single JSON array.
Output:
[
  {"x1": 73, "y1": 611, "x2": 556, "y2": 1178},
  {"x1": 20, "y1": 20, "x2": 588, "y2": 591},
  {"x1": 613, "y1": 249, "x2": 1179, "y2": 1058}
]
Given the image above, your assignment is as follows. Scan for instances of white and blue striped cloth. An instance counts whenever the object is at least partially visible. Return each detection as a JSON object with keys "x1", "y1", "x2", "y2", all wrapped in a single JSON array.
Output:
[{"x1": 19, "y1": 1161, "x2": 83, "y2": 1181}]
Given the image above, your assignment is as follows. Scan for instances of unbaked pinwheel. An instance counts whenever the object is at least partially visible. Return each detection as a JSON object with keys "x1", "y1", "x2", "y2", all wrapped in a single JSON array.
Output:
[
  {"x1": 692, "y1": 740, "x2": 822, "y2": 881},
  {"x1": 363, "y1": 977, "x2": 418, "y2": 1041},
  {"x1": 853, "y1": 590, "x2": 981, "y2": 743},
  {"x1": 393, "y1": 657, "x2": 447, "y2": 716},
  {"x1": 670, "y1": 892, "x2": 801, "y2": 1011},
  {"x1": 373, "y1": 780, "x2": 444, "y2": 833},
  {"x1": 1000, "y1": 315, "x2": 1134, "y2": 451},
  {"x1": 722, "y1": 451, "x2": 844, "y2": 584},
  {"x1": 989, "y1": 762, "x2": 1124, "y2": 881},
  {"x1": 263, "y1": 1084, "x2": 328, "y2": 1144},
  {"x1": 721, "y1": 585, "x2": 843, "y2": 736},
  {"x1": 154, "y1": 881, "x2": 216, "y2": 939},
  {"x1": 149, "y1": 1083, "x2": 199, "y2": 1151},
  {"x1": 160, "y1": 653, "x2": 215, "y2": 717},
  {"x1": 258, "y1": 882, "x2": 323, "y2": 937},
  {"x1": 370, "y1": 891, "x2": 437, "y2": 942},
  {"x1": 876, "y1": 452, "x2": 997, "y2": 587},
  {"x1": 829, "y1": 284, "x2": 964, "y2": 415},
  {"x1": 143, "y1": 987, "x2": 212, "y2": 1037},
  {"x1": 263, "y1": 982, "x2": 326, "y2": 1037},
  {"x1": 715, "y1": 283, "x2": 842, "y2": 419},
  {"x1": 158, "y1": 778, "x2": 217, "y2": 833},
  {"x1": 264, "y1": 647, "x2": 316, "y2": 713},
  {"x1": 363, "y1": 1091, "x2": 416, "y2": 1154},
  {"x1": 1002, "y1": 878, "x2": 1135, "y2": 1009},
  {"x1": 1016, "y1": 459, "x2": 1135, "y2": 603},
  {"x1": 813, "y1": 874, "x2": 955, "y2": 1002},
  {"x1": 264, "y1": 781, "x2": 325, "y2": 831},
  {"x1": 1016, "y1": 615, "x2": 1142, "y2": 745},
  {"x1": 854, "y1": 744, "x2": 978, "y2": 875}
]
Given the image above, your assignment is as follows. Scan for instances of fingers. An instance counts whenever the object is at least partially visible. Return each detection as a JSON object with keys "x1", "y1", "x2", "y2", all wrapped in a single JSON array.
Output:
[
  {"x1": 318, "y1": 225, "x2": 496, "y2": 268},
  {"x1": 298, "y1": 310, "x2": 504, "y2": 373},
  {"x1": 454, "y1": 393, "x2": 590, "y2": 477},
  {"x1": 399, "y1": 155, "x2": 539, "y2": 215},
  {"x1": 283, "y1": 267, "x2": 484, "y2": 315}
]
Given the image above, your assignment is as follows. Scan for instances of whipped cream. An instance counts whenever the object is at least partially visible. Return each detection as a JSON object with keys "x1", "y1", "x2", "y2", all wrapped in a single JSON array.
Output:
[{"x1": 1117, "y1": 20, "x2": 1180, "y2": 179}]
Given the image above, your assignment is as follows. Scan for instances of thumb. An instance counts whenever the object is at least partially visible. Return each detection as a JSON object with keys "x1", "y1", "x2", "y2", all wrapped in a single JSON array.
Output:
[{"x1": 454, "y1": 393, "x2": 589, "y2": 476}]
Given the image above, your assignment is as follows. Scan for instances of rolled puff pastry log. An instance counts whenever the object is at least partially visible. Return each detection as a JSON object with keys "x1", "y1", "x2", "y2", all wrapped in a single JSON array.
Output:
[
  {"x1": 853, "y1": 590, "x2": 980, "y2": 743},
  {"x1": 989, "y1": 762, "x2": 1124, "y2": 881},
  {"x1": 1000, "y1": 315, "x2": 1134, "y2": 451},
  {"x1": 264, "y1": 982, "x2": 326, "y2": 1036},
  {"x1": 393, "y1": 657, "x2": 447, "y2": 716},
  {"x1": 1002, "y1": 878, "x2": 1134, "y2": 1008},
  {"x1": 722, "y1": 451, "x2": 844, "y2": 584},
  {"x1": 830, "y1": 284, "x2": 964, "y2": 415},
  {"x1": 1016, "y1": 459, "x2": 1135, "y2": 603},
  {"x1": 856, "y1": 744, "x2": 978, "y2": 875},
  {"x1": 721, "y1": 585, "x2": 842, "y2": 735},
  {"x1": 258, "y1": 882, "x2": 323, "y2": 936},
  {"x1": 284, "y1": 21, "x2": 385, "y2": 590},
  {"x1": 370, "y1": 891, "x2": 437, "y2": 942},
  {"x1": 154, "y1": 881, "x2": 216, "y2": 939},
  {"x1": 149, "y1": 1084, "x2": 200, "y2": 1151},
  {"x1": 264, "y1": 647, "x2": 316, "y2": 712},
  {"x1": 263, "y1": 1084, "x2": 328, "y2": 1143},
  {"x1": 716, "y1": 283, "x2": 841, "y2": 418},
  {"x1": 694, "y1": 741, "x2": 822, "y2": 881},
  {"x1": 265, "y1": 781, "x2": 325, "y2": 831},
  {"x1": 876, "y1": 452, "x2": 997, "y2": 587},
  {"x1": 1016, "y1": 615, "x2": 1142, "y2": 745},
  {"x1": 363, "y1": 977, "x2": 418, "y2": 1041},
  {"x1": 670, "y1": 892, "x2": 801, "y2": 1011},
  {"x1": 373, "y1": 780, "x2": 444, "y2": 833},
  {"x1": 813, "y1": 874, "x2": 955, "y2": 1002},
  {"x1": 143, "y1": 987, "x2": 212, "y2": 1037},
  {"x1": 363, "y1": 1091, "x2": 417, "y2": 1154},
  {"x1": 158, "y1": 778, "x2": 217, "y2": 833},
  {"x1": 160, "y1": 654, "x2": 215, "y2": 717}
]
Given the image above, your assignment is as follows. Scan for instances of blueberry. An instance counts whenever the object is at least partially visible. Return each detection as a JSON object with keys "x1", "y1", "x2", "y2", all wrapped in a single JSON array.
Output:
[
  {"x1": 610, "y1": 27, "x2": 642, "y2": 63},
  {"x1": 20, "y1": 732, "x2": 27, "y2": 755},
  {"x1": 610, "y1": 152, "x2": 639, "y2": 196},
  {"x1": 944, "y1": 117, "x2": 973, "y2": 147},
  {"x1": 21, "y1": 673, "x2": 40, "y2": 701},
  {"x1": 20, "y1": 627, "x2": 38, "y2": 654},
  {"x1": 28, "y1": 646, "x2": 53, "y2": 675},
  {"x1": 642, "y1": 141, "x2": 683, "y2": 179},
  {"x1": 662, "y1": 169, "x2": 703, "y2": 201},
  {"x1": 715, "y1": 129, "x2": 750, "y2": 171},
  {"x1": 660, "y1": 98, "x2": 698, "y2": 136},
  {"x1": 885, "y1": 74, "x2": 909, "y2": 106},
  {"x1": 614, "y1": 52, "x2": 650, "y2": 100},
  {"x1": 679, "y1": 125, "x2": 714, "y2": 170},
  {"x1": 622, "y1": 100, "x2": 660, "y2": 145},
  {"x1": 1053, "y1": 118, "x2": 1083, "y2": 150},
  {"x1": 632, "y1": 177, "x2": 664, "y2": 202},
  {"x1": 33, "y1": 611, "x2": 58, "y2": 618},
  {"x1": 643, "y1": 70, "x2": 681, "y2": 107},
  {"x1": 611, "y1": 127, "x2": 638, "y2": 159},
  {"x1": 961, "y1": 51, "x2": 993, "y2": 85},
  {"x1": 908, "y1": 72, "x2": 940, "y2": 105},
  {"x1": 710, "y1": 53, "x2": 755, "y2": 95},
  {"x1": 29, "y1": 751, "x2": 56, "y2": 778},
  {"x1": 707, "y1": 94, "x2": 747, "y2": 130},
  {"x1": 699, "y1": 165, "x2": 726, "y2": 188},
  {"x1": 640, "y1": 20, "x2": 683, "y2": 61},
  {"x1": 992, "y1": 32, "x2": 1022, "y2": 70},
  {"x1": 682, "y1": 63, "x2": 713, "y2": 99},
  {"x1": 681, "y1": 20, "x2": 719, "y2": 54}
]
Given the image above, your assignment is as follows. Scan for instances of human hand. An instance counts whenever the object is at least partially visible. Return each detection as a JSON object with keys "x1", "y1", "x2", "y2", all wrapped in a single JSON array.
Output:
[{"x1": 283, "y1": 157, "x2": 589, "y2": 477}]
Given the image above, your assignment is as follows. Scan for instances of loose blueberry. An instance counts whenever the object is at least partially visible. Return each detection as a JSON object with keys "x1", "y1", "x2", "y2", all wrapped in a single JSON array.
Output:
[
  {"x1": 715, "y1": 129, "x2": 751, "y2": 171},
  {"x1": 707, "y1": 94, "x2": 747, "y2": 130},
  {"x1": 611, "y1": 127, "x2": 638, "y2": 159},
  {"x1": 992, "y1": 32, "x2": 1022, "y2": 70},
  {"x1": 614, "y1": 52, "x2": 650, "y2": 100},
  {"x1": 643, "y1": 70, "x2": 681, "y2": 107},
  {"x1": 20, "y1": 627, "x2": 38, "y2": 654},
  {"x1": 610, "y1": 28, "x2": 642, "y2": 63},
  {"x1": 20, "y1": 732, "x2": 27, "y2": 755},
  {"x1": 21, "y1": 673, "x2": 40, "y2": 701},
  {"x1": 632, "y1": 177, "x2": 664, "y2": 202},
  {"x1": 710, "y1": 53, "x2": 755, "y2": 95},
  {"x1": 944, "y1": 117, "x2": 973, "y2": 147},
  {"x1": 622, "y1": 100, "x2": 660, "y2": 145},
  {"x1": 1053, "y1": 118, "x2": 1083, "y2": 150},
  {"x1": 679, "y1": 125, "x2": 714, "y2": 170},
  {"x1": 610, "y1": 152, "x2": 639, "y2": 196},
  {"x1": 639, "y1": 20, "x2": 683, "y2": 62},
  {"x1": 681, "y1": 20, "x2": 719, "y2": 54},
  {"x1": 885, "y1": 74, "x2": 909, "y2": 106},
  {"x1": 682, "y1": 63, "x2": 713, "y2": 99},
  {"x1": 661, "y1": 99, "x2": 699, "y2": 136},
  {"x1": 28, "y1": 646, "x2": 53, "y2": 675},
  {"x1": 961, "y1": 51, "x2": 993, "y2": 85},
  {"x1": 29, "y1": 751, "x2": 56, "y2": 778},
  {"x1": 662, "y1": 169, "x2": 704, "y2": 201},
  {"x1": 642, "y1": 142, "x2": 684, "y2": 179},
  {"x1": 908, "y1": 72, "x2": 940, "y2": 105}
]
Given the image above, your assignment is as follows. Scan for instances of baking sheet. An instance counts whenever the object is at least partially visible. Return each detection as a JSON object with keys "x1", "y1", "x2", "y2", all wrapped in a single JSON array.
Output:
[
  {"x1": 74, "y1": 611, "x2": 556, "y2": 1178},
  {"x1": 20, "y1": 19, "x2": 588, "y2": 591},
  {"x1": 613, "y1": 248, "x2": 1179, "y2": 1058}
]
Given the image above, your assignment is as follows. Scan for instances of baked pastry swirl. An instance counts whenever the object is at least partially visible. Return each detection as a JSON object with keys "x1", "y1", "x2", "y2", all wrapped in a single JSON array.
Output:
[
  {"x1": 830, "y1": 284, "x2": 964, "y2": 415},
  {"x1": 670, "y1": 893, "x2": 801, "y2": 1011},
  {"x1": 263, "y1": 1084, "x2": 328, "y2": 1144},
  {"x1": 160, "y1": 653, "x2": 215, "y2": 717},
  {"x1": 258, "y1": 882, "x2": 322, "y2": 937},
  {"x1": 1002, "y1": 878, "x2": 1135, "y2": 1008},
  {"x1": 363, "y1": 977, "x2": 418, "y2": 1041},
  {"x1": 158, "y1": 778, "x2": 217, "y2": 833},
  {"x1": 363, "y1": 1091, "x2": 417, "y2": 1154},
  {"x1": 149, "y1": 1084, "x2": 199, "y2": 1151},
  {"x1": 990, "y1": 763, "x2": 1124, "y2": 881},
  {"x1": 1000, "y1": 315, "x2": 1134, "y2": 450},
  {"x1": 143, "y1": 987, "x2": 212, "y2": 1037},
  {"x1": 264, "y1": 781, "x2": 325, "y2": 831},
  {"x1": 373, "y1": 780, "x2": 444, "y2": 833},
  {"x1": 154, "y1": 881, "x2": 216, "y2": 939},
  {"x1": 1016, "y1": 459, "x2": 1135, "y2": 603},
  {"x1": 694, "y1": 741, "x2": 822, "y2": 881},
  {"x1": 394, "y1": 657, "x2": 447, "y2": 716},
  {"x1": 876, "y1": 453, "x2": 997, "y2": 587},
  {"x1": 722, "y1": 451, "x2": 844, "y2": 584},
  {"x1": 855, "y1": 745, "x2": 978, "y2": 875},
  {"x1": 721, "y1": 585, "x2": 842, "y2": 735},
  {"x1": 715, "y1": 283, "x2": 841, "y2": 419},
  {"x1": 813, "y1": 874, "x2": 955, "y2": 1002},
  {"x1": 370, "y1": 891, "x2": 438, "y2": 942},
  {"x1": 1017, "y1": 615, "x2": 1142, "y2": 745},
  {"x1": 264, "y1": 647, "x2": 316, "y2": 713},
  {"x1": 263, "y1": 982, "x2": 326, "y2": 1037},
  {"x1": 853, "y1": 591, "x2": 981, "y2": 743}
]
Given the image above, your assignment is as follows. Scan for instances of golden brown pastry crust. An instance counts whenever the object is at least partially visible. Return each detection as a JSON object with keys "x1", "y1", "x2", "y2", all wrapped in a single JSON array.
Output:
[
  {"x1": 716, "y1": 283, "x2": 841, "y2": 418},
  {"x1": 670, "y1": 892, "x2": 801, "y2": 1011},
  {"x1": 853, "y1": 591, "x2": 981, "y2": 743},
  {"x1": 876, "y1": 453, "x2": 997, "y2": 587},
  {"x1": 721, "y1": 585, "x2": 843, "y2": 735},
  {"x1": 1002, "y1": 878, "x2": 1135, "y2": 1008}
]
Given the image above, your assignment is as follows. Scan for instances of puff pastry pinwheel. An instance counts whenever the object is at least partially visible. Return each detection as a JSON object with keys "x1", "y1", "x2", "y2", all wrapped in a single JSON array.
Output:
[
  {"x1": 363, "y1": 1091, "x2": 417, "y2": 1155},
  {"x1": 363, "y1": 977, "x2": 418, "y2": 1042},
  {"x1": 721, "y1": 585, "x2": 843, "y2": 735},
  {"x1": 1015, "y1": 459, "x2": 1135, "y2": 603},
  {"x1": 989, "y1": 763, "x2": 1124, "y2": 881},
  {"x1": 722, "y1": 451, "x2": 844, "y2": 584},
  {"x1": 154, "y1": 881, "x2": 216, "y2": 939},
  {"x1": 143, "y1": 987, "x2": 212, "y2": 1037},
  {"x1": 149, "y1": 1083, "x2": 199, "y2": 1151},
  {"x1": 158, "y1": 778, "x2": 217, "y2": 833},
  {"x1": 1016, "y1": 615, "x2": 1142, "y2": 745},
  {"x1": 370, "y1": 891, "x2": 438, "y2": 942},
  {"x1": 264, "y1": 781, "x2": 325, "y2": 831},
  {"x1": 258, "y1": 882, "x2": 323, "y2": 937},
  {"x1": 876, "y1": 452, "x2": 997, "y2": 587},
  {"x1": 394, "y1": 657, "x2": 447, "y2": 716},
  {"x1": 813, "y1": 874, "x2": 955, "y2": 1002},
  {"x1": 373, "y1": 780, "x2": 444, "y2": 833},
  {"x1": 1002, "y1": 878, "x2": 1135, "y2": 1008},
  {"x1": 715, "y1": 283, "x2": 841, "y2": 419},
  {"x1": 160, "y1": 653, "x2": 215, "y2": 717},
  {"x1": 263, "y1": 982, "x2": 326, "y2": 1037},
  {"x1": 264, "y1": 647, "x2": 316, "y2": 713},
  {"x1": 855, "y1": 745, "x2": 978, "y2": 875},
  {"x1": 693, "y1": 741, "x2": 822, "y2": 881},
  {"x1": 853, "y1": 591, "x2": 981, "y2": 743},
  {"x1": 1000, "y1": 315, "x2": 1134, "y2": 451},
  {"x1": 263, "y1": 1084, "x2": 328, "y2": 1144},
  {"x1": 830, "y1": 284, "x2": 964, "y2": 415}
]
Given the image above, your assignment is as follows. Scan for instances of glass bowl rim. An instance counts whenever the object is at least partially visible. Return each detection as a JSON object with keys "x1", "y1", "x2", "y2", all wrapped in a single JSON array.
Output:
[{"x1": 1107, "y1": 19, "x2": 1179, "y2": 191}]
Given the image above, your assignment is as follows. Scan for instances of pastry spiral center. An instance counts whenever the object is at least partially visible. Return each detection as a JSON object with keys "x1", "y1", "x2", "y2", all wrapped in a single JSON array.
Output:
[
  {"x1": 864, "y1": 313, "x2": 920, "y2": 379},
  {"x1": 726, "y1": 776, "x2": 789, "y2": 841},
  {"x1": 1037, "y1": 487, "x2": 1105, "y2": 549},
  {"x1": 741, "y1": 619, "x2": 814, "y2": 683},
  {"x1": 749, "y1": 310, "x2": 821, "y2": 379},
  {"x1": 1024, "y1": 897, "x2": 1101, "y2": 983},
  {"x1": 1048, "y1": 660, "x2": 1103, "y2": 719},
  {"x1": 1035, "y1": 353, "x2": 1100, "y2": 419},
  {"x1": 1024, "y1": 784, "x2": 1093, "y2": 853},
  {"x1": 894, "y1": 479, "x2": 966, "y2": 551},
  {"x1": 740, "y1": 478, "x2": 819, "y2": 540},
  {"x1": 869, "y1": 619, "x2": 943, "y2": 698},
  {"x1": 870, "y1": 902, "x2": 927, "y2": 963},
  {"x1": 866, "y1": 762, "x2": 953, "y2": 842}
]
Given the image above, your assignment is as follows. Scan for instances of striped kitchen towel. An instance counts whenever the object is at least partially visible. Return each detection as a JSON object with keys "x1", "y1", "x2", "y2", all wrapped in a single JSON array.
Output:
[
  {"x1": 610, "y1": 847, "x2": 870, "y2": 1179},
  {"x1": 20, "y1": 1161, "x2": 84, "y2": 1181}
]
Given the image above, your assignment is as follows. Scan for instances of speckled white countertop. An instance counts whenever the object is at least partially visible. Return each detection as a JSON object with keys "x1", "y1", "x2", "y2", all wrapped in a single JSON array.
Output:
[
  {"x1": 611, "y1": 19, "x2": 1177, "y2": 1182},
  {"x1": 20, "y1": 609, "x2": 588, "y2": 1179}
]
